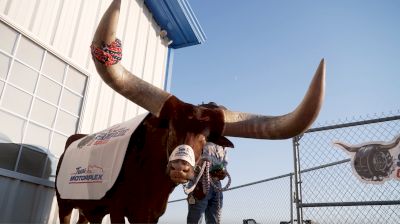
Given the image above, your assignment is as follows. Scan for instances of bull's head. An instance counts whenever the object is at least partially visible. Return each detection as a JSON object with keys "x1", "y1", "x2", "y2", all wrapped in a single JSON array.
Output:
[
  {"x1": 91, "y1": 0, "x2": 325, "y2": 184},
  {"x1": 334, "y1": 136, "x2": 400, "y2": 182}
]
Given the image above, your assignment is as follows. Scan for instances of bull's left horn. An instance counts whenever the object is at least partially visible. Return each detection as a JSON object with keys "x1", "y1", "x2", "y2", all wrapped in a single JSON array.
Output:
[
  {"x1": 91, "y1": 0, "x2": 171, "y2": 117},
  {"x1": 222, "y1": 59, "x2": 325, "y2": 139}
]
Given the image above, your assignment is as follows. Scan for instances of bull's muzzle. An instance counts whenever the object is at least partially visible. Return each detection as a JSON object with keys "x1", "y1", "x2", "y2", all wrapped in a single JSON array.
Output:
[{"x1": 168, "y1": 160, "x2": 195, "y2": 184}]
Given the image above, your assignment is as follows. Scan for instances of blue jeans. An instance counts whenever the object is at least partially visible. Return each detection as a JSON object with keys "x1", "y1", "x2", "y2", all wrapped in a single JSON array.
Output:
[{"x1": 187, "y1": 181, "x2": 223, "y2": 224}]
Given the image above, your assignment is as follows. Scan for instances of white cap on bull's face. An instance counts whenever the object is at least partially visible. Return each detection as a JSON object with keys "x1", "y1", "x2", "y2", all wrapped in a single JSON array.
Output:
[{"x1": 169, "y1": 145, "x2": 195, "y2": 167}]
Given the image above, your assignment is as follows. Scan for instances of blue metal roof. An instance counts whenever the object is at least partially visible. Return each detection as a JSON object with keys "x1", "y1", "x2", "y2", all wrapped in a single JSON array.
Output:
[{"x1": 144, "y1": 0, "x2": 206, "y2": 49}]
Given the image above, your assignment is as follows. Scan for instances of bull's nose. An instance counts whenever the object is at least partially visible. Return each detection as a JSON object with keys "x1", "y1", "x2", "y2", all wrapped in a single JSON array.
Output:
[
  {"x1": 170, "y1": 160, "x2": 190, "y2": 172},
  {"x1": 169, "y1": 160, "x2": 194, "y2": 183}
]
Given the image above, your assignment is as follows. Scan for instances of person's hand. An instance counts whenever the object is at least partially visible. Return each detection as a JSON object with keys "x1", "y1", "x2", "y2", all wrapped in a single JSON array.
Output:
[{"x1": 212, "y1": 169, "x2": 227, "y2": 180}]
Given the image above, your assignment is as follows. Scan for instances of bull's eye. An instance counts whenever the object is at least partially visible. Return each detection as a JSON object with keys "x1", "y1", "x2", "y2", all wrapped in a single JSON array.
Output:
[{"x1": 198, "y1": 116, "x2": 210, "y2": 121}]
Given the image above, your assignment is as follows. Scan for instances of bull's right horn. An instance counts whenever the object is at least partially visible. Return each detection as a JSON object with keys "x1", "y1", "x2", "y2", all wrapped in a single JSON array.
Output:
[
  {"x1": 222, "y1": 59, "x2": 326, "y2": 139},
  {"x1": 91, "y1": 0, "x2": 171, "y2": 117}
]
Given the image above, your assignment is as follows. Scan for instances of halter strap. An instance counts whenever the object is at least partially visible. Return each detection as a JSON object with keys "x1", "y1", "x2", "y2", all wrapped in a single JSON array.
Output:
[{"x1": 183, "y1": 161, "x2": 207, "y2": 194}]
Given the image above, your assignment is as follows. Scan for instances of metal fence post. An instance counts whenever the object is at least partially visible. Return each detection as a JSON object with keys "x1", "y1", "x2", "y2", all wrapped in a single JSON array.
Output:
[
  {"x1": 290, "y1": 173, "x2": 294, "y2": 224},
  {"x1": 293, "y1": 135, "x2": 303, "y2": 223}
]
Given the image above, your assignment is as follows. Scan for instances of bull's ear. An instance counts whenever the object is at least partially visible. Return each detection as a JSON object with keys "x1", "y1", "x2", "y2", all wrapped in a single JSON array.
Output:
[{"x1": 209, "y1": 136, "x2": 234, "y2": 148}]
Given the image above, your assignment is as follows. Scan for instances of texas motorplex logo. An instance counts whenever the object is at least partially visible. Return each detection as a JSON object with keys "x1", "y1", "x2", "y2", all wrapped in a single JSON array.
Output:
[
  {"x1": 69, "y1": 165, "x2": 104, "y2": 184},
  {"x1": 77, "y1": 125, "x2": 130, "y2": 148}
]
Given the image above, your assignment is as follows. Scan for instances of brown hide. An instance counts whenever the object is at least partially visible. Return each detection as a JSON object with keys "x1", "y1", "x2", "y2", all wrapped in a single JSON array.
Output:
[
  {"x1": 55, "y1": 97, "x2": 226, "y2": 223},
  {"x1": 56, "y1": 0, "x2": 325, "y2": 221}
]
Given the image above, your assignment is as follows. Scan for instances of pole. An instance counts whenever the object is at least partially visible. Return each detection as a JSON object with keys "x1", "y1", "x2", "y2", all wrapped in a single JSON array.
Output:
[{"x1": 292, "y1": 135, "x2": 303, "y2": 223}]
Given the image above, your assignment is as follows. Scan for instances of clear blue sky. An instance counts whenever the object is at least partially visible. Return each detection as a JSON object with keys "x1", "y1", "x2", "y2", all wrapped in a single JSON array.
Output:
[{"x1": 161, "y1": 0, "x2": 400, "y2": 221}]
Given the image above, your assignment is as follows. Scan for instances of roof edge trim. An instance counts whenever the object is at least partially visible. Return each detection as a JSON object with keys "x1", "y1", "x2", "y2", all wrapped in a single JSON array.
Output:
[{"x1": 144, "y1": 0, "x2": 206, "y2": 49}]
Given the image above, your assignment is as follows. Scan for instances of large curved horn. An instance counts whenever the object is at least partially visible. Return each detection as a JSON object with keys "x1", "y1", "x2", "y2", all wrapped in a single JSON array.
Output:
[
  {"x1": 222, "y1": 59, "x2": 325, "y2": 139},
  {"x1": 91, "y1": 0, "x2": 171, "y2": 117}
]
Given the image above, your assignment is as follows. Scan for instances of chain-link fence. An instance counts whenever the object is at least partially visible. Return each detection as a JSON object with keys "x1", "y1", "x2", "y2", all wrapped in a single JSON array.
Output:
[
  {"x1": 165, "y1": 173, "x2": 294, "y2": 224},
  {"x1": 294, "y1": 112, "x2": 400, "y2": 224},
  {"x1": 222, "y1": 174, "x2": 293, "y2": 224},
  {"x1": 166, "y1": 111, "x2": 400, "y2": 224}
]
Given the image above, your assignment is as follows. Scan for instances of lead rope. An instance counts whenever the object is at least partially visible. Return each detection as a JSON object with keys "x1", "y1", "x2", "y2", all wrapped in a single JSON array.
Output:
[
  {"x1": 182, "y1": 160, "x2": 231, "y2": 224},
  {"x1": 183, "y1": 161, "x2": 208, "y2": 194},
  {"x1": 201, "y1": 161, "x2": 231, "y2": 224}
]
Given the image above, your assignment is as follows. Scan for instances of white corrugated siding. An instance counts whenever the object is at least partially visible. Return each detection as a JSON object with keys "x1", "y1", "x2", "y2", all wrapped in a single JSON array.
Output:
[
  {"x1": 0, "y1": 1, "x2": 170, "y2": 223},
  {"x1": 0, "y1": 0, "x2": 169, "y2": 133}
]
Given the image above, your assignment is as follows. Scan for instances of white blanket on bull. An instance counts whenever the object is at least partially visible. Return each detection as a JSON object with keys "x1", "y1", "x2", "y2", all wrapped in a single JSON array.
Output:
[{"x1": 57, "y1": 113, "x2": 148, "y2": 199}]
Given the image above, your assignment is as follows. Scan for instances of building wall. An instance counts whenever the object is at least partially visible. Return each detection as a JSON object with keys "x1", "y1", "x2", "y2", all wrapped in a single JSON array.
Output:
[
  {"x1": 0, "y1": 0, "x2": 170, "y2": 135},
  {"x1": 0, "y1": 0, "x2": 170, "y2": 223}
]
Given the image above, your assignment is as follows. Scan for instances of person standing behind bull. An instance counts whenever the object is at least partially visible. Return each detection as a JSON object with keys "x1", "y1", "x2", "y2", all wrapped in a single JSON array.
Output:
[{"x1": 187, "y1": 141, "x2": 232, "y2": 224}]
